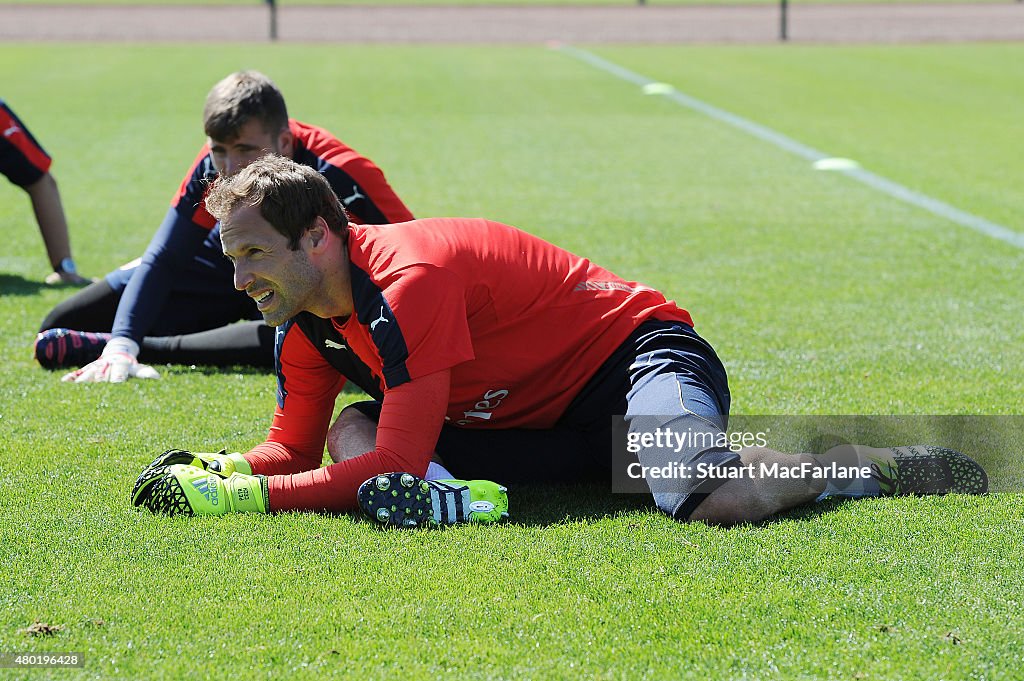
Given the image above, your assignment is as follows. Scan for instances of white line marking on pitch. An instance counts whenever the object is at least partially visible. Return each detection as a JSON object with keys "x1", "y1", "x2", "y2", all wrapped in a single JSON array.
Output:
[{"x1": 555, "y1": 44, "x2": 1024, "y2": 250}]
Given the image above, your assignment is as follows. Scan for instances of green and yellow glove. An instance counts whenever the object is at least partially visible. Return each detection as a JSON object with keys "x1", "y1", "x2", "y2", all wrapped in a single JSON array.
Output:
[
  {"x1": 132, "y1": 464, "x2": 268, "y2": 516},
  {"x1": 138, "y1": 448, "x2": 253, "y2": 478}
]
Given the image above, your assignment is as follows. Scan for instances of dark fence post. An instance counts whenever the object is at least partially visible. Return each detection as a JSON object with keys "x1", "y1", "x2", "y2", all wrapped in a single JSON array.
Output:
[
  {"x1": 780, "y1": 0, "x2": 788, "y2": 41},
  {"x1": 266, "y1": 0, "x2": 278, "y2": 41}
]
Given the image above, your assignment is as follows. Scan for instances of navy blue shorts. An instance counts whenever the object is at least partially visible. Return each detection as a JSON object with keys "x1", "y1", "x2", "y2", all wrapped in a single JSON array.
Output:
[
  {"x1": 0, "y1": 100, "x2": 51, "y2": 188},
  {"x1": 348, "y1": 320, "x2": 740, "y2": 520}
]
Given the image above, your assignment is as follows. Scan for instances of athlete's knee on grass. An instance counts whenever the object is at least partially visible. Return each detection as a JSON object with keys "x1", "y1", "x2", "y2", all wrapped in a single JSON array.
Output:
[
  {"x1": 685, "y1": 480, "x2": 774, "y2": 527},
  {"x1": 634, "y1": 439, "x2": 742, "y2": 525},
  {"x1": 655, "y1": 465, "x2": 771, "y2": 527},
  {"x1": 327, "y1": 405, "x2": 378, "y2": 464},
  {"x1": 683, "y1": 447, "x2": 824, "y2": 527}
]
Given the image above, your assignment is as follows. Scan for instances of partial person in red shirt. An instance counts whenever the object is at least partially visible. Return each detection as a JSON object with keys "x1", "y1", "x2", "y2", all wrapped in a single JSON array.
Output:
[
  {"x1": 132, "y1": 156, "x2": 989, "y2": 527},
  {"x1": 35, "y1": 71, "x2": 410, "y2": 390},
  {"x1": 1, "y1": 99, "x2": 91, "y2": 286}
]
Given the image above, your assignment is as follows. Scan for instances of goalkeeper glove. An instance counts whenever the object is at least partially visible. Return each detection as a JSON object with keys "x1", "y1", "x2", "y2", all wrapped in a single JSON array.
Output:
[
  {"x1": 137, "y1": 448, "x2": 253, "y2": 482},
  {"x1": 61, "y1": 337, "x2": 159, "y2": 383},
  {"x1": 132, "y1": 448, "x2": 255, "y2": 511},
  {"x1": 132, "y1": 464, "x2": 268, "y2": 516}
]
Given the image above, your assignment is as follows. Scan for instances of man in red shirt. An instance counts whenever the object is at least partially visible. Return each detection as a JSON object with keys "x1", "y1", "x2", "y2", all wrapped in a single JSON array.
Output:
[
  {"x1": 132, "y1": 156, "x2": 989, "y2": 527},
  {"x1": 36, "y1": 71, "x2": 409, "y2": 389}
]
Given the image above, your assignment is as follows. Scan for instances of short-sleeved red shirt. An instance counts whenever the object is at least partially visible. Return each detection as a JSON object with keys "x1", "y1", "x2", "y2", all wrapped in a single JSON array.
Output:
[{"x1": 279, "y1": 218, "x2": 693, "y2": 434}]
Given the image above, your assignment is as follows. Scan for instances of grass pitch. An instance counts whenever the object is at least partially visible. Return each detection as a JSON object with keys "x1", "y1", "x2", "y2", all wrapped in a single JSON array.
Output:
[{"x1": 1, "y1": 43, "x2": 1022, "y2": 679}]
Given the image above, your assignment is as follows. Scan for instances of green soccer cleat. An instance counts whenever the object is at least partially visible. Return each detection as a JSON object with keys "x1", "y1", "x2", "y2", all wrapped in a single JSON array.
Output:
[
  {"x1": 357, "y1": 472, "x2": 509, "y2": 528},
  {"x1": 869, "y1": 445, "x2": 988, "y2": 496},
  {"x1": 132, "y1": 464, "x2": 268, "y2": 516}
]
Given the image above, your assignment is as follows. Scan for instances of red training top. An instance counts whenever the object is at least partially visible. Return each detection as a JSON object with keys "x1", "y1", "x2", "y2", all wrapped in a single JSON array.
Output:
[
  {"x1": 246, "y1": 218, "x2": 693, "y2": 512},
  {"x1": 172, "y1": 118, "x2": 413, "y2": 230}
]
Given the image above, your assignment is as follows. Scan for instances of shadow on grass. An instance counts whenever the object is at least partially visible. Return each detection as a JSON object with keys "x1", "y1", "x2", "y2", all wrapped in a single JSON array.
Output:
[
  {"x1": 755, "y1": 497, "x2": 852, "y2": 527},
  {"x1": 508, "y1": 483, "x2": 855, "y2": 528},
  {"x1": 343, "y1": 480, "x2": 860, "y2": 529},
  {"x1": 0, "y1": 272, "x2": 45, "y2": 296},
  {"x1": 509, "y1": 482, "x2": 658, "y2": 526},
  {"x1": 160, "y1": 364, "x2": 270, "y2": 377}
]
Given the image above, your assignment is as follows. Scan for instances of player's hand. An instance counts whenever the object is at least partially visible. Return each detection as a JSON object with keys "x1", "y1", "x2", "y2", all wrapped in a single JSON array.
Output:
[
  {"x1": 132, "y1": 449, "x2": 253, "y2": 508},
  {"x1": 136, "y1": 448, "x2": 253, "y2": 485},
  {"x1": 61, "y1": 337, "x2": 159, "y2": 383},
  {"x1": 132, "y1": 464, "x2": 268, "y2": 516}
]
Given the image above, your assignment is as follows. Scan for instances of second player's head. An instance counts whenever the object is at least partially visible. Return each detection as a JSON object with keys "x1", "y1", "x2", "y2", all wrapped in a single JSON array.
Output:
[
  {"x1": 207, "y1": 154, "x2": 350, "y2": 250},
  {"x1": 203, "y1": 71, "x2": 294, "y2": 177}
]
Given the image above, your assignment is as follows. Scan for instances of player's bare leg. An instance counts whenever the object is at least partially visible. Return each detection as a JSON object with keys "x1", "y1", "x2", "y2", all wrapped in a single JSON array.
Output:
[
  {"x1": 326, "y1": 405, "x2": 455, "y2": 478},
  {"x1": 689, "y1": 444, "x2": 987, "y2": 527},
  {"x1": 327, "y1": 406, "x2": 377, "y2": 463},
  {"x1": 689, "y1": 448, "x2": 823, "y2": 526}
]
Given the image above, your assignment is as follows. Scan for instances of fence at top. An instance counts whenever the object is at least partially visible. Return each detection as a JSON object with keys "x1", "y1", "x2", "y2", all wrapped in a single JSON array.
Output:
[{"x1": 1, "y1": 1, "x2": 1020, "y2": 45}]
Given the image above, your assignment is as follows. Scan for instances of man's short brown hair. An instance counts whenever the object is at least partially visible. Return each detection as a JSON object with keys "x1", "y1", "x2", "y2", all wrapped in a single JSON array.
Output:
[
  {"x1": 203, "y1": 70, "x2": 289, "y2": 141},
  {"x1": 205, "y1": 155, "x2": 349, "y2": 250}
]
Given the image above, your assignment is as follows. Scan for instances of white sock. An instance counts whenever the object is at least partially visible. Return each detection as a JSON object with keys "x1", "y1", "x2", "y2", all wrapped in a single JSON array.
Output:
[
  {"x1": 425, "y1": 460, "x2": 455, "y2": 481},
  {"x1": 815, "y1": 445, "x2": 888, "y2": 501}
]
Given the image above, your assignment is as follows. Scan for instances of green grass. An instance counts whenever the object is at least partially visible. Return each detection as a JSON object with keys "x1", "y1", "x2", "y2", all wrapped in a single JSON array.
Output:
[
  {"x1": 589, "y1": 43, "x2": 1024, "y2": 414},
  {"x1": 1, "y1": 43, "x2": 1022, "y2": 679}
]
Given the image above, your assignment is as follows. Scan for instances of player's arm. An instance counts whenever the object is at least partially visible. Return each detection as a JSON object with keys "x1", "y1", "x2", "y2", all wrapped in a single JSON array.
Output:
[
  {"x1": 0, "y1": 101, "x2": 88, "y2": 285},
  {"x1": 25, "y1": 173, "x2": 90, "y2": 285},
  {"x1": 61, "y1": 209, "x2": 209, "y2": 383},
  {"x1": 109, "y1": 208, "x2": 211, "y2": 344},
  {"x1": 260, "y1": 262, "x2": 467, "y2": 512},
  {"x1": 63, "y1": 152, "x2": 217, "y2": 383},
  {"x1": 131, "y1": 322, "x2": 348, "y2": 517},
  {"x1": 265, "y1": 368, "x2": 449, "y2": 513},
  {"x1": 132, "y1": 325, "x2": 400, "y2": 518},
  {"x1": 132, "y1": 370, "x2": 451, "y2": 516},
  {"x1": 111, "y1": 150, "x2": 223, "y2": 346},
  {"x1": 241, "y1": 320, "x2": 346, "y2": 475}
]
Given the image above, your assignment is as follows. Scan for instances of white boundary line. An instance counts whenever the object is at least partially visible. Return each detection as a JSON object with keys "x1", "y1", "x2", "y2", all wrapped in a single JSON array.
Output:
[{"x1": 556, "y1": 44, "x2": 1024, "y2": 250}]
